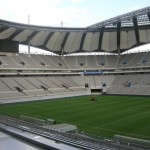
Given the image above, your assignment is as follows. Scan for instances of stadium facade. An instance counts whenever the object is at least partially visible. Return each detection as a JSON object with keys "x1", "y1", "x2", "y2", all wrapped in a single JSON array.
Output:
[
  {"x1": 0, "y1": 6, "x2": 150, "y2": 101},
  {"x1": 0, "y1": 6, "x2": 150, "y2": 150}
]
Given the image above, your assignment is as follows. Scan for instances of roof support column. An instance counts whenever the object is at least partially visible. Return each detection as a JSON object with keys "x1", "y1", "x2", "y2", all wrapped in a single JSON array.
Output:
[
  {"x1": 147, "y1": 13, "x2": 150, "y2": 21},
  {"x1": 118, "y1": 47, "x2": 120, "y2": 56},
  {"x1": 28, "y1": 42, "x2": 30, "y2": 57},
  {"x1": 79, "y1": 32, "x2": 86, "y2": 51},
  {"x1": 61, "y1": 32, "x2": 69, "y2": 56},
  {"x1": 26, "y1": 32, "x2": 38, "y2": 57},
  {"x1": 61, "y1": 47, "x2": 64, "y2": 56},
  {"x1": 133, "y1": 17, "x2": 140, "y2": 46},
  {"x1": 28, "y1": 14, "x2": 31, "y2": 57},
  {"x1": 98, "y1": 27, "x2": 104, "y2": 51},
  {"x1": 117, "y1": 21, "x2": 121, "y2": 56}
]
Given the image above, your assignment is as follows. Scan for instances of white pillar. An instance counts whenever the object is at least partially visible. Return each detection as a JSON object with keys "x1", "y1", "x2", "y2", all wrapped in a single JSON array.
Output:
[
  {"x1": 28, "y1": 14, "x2": 30, "y2": 57},
  {"x1": 28, "y1": 14, "x2": 30, "y2": 24},
  {"x1": 28, "y1": 42, "x2": 30, "y2": 57}
]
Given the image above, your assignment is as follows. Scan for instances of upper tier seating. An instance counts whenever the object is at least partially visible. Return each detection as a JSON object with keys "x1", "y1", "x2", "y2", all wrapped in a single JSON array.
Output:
[
  {"x1": 0, "y1": 51, "x2": 149, "y2": 69},
  {"x1": 2, "y1": 52, "x2": 150, "y2": 69}
]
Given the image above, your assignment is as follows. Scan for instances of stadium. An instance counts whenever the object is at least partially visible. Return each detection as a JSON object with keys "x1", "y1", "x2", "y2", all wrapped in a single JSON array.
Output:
[{"x1": 0, "y1": 4, "x2": 150, "y2": 150}]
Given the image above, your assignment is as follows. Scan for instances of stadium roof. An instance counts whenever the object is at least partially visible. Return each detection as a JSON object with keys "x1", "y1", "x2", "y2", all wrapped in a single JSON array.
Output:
[{"x1": 0, "y1": 6, "x2": 150, "y2": 55}]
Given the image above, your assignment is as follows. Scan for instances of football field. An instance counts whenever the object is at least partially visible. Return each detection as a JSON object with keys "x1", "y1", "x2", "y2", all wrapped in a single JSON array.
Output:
[{"x1": 0, "y1": 95, "x2": 150, "y2": 140}]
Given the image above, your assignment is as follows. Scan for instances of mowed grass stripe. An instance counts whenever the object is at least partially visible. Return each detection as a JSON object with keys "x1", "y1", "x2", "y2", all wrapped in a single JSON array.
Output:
[{"x1": 0, "y1": 95, "x2": 150, "y2": 140}]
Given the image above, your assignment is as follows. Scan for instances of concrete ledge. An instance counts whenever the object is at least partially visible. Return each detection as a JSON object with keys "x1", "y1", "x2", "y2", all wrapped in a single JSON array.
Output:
[{"x1": 0, "y1": 90, "x2": 91, "y2": 104}]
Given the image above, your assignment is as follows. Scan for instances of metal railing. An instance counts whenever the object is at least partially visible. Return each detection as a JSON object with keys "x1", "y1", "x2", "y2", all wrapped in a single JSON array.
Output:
[{"x1": 0, "y1": 115, "x2": 146, "y2": 150}]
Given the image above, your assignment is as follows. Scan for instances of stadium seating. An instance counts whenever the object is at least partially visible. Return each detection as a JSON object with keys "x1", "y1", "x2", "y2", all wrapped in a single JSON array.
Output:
[
  {"x1": 1, "y1": 52, "x2": 150, "y2": 69},
  {"x1": 1, "y1": 52, "x2": 150, "y2": 101},
  {"x1": 108, "y1": 74, "x2": 150, "y2": 95},
  {"x1": 0, "y1": 75, "x2": 90, "y2": 100}
]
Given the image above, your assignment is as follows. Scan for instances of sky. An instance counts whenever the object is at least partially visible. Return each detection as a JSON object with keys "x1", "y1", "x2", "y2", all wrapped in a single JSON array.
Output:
[
  {"x1": 0, "y1": 0, "x2": 150, "y2": 54},
  {"x1": 1, "y1": 0, "x2": 150, "y2": 27}
]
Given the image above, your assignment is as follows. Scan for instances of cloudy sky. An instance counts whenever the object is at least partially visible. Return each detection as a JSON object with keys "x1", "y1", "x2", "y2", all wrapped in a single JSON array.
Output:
[{"x1": 1, "y1": 0, "x2": 150, "y2": 27}]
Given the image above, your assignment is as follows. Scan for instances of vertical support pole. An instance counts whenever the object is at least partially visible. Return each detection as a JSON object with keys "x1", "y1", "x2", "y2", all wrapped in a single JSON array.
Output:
[
  {"x1": 118, "y1": 47, "x2": 120, "y2": 56},
  {"x1": 28, "y1": 14, "x2": 30, "y2": 57},
  {"x1": 117, "y1": 21, "x2": 121, "y2": 56},
  {"x1": 28, "y1": 42, "x2": 30, "y2": 57},
  {"x1": 61, "y1": 48, "x2": 63, "y2": 56},
  {"x1": 28, "y1": 14, "x2": 30, "y2": 25}
]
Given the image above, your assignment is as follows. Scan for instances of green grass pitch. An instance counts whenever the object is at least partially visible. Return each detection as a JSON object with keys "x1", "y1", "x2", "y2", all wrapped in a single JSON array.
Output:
[{"x1": 0, "y1": 95, "x2": 150, "y2": 140}]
